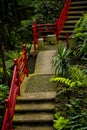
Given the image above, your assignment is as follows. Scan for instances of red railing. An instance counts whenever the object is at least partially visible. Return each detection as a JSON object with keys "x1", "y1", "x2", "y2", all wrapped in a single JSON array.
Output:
[
  {"x1": 32, "y1": 0, "x2": 71, "y2": 52},
  {"x1": 32, "y1": 21, "x2": 56, "y2": 52},
  {"x1": 2, "y1": 44, "x2": 28, "y2": 130},
  {"x1": 56, "y1": 0, "x2": 71, "y2": 41}
]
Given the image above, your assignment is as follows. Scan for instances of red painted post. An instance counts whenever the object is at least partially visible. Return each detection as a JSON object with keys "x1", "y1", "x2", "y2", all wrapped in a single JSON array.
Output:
[
  {"x1": 22, "y1": 44, "x2": 28, "y2": 77},
  {"x1": 14, "y1": 59, "x2": 20, "y2": 96}
]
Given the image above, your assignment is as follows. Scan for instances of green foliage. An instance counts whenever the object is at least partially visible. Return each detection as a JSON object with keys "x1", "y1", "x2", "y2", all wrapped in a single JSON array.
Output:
[
  {"x1": 0, "y1": 84, "x2": 8, "y2": 101},
  {"x1": 66, "y1": 94, "x2": 87, "y2": 130},
  {"x1": 73, "y1": 13, "x2": 87, "y2": 59},
  {"x1": 5, "y1": 50, "x2": 20, "y2": 69},
  {"x1": 0, "y1": 50, "x2": 20, "y2": 84},
  {"x1": 51, "y1": 77, "x2": 82, "y2": 89},
  {"x1": 54, "y1": 92, "x2": 87, "y2": 130},
  {"x1": 69, "y1": 66, "x2": 87, "y2": 86},
  {"x1": 54, "y1": 112, "x2": 69, "y2": 130},
  {"x1": 0, "y1": 84, "x2": 8, "y2": 127},
  {"x1": 34, "y1": 0, "x2": 66, "y2": 23},
  {"x1": 77, "y1": 39, "x2": 87, "y2": 59},
  {"x1": 5, "y1": 50, "x2": 20, "y2": 60},
  {"x1": 75, "y1": 13, "x2": 87, "y2": 32},
  {"x1": 51, "y1": 66, "x2": 87, "y2": 96},
  {"x1": 9, "y1": 28, "x2": 20, "y2": 49},
  {"x1": 52, "y1": 45, "x2": 70, "y2": 77},
  {"x1": 18, "y1": 20, "x2": 33, "y2": 43}
]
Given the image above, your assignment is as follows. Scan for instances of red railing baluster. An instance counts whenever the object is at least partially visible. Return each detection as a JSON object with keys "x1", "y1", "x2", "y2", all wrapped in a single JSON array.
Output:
[{"x1": 2, "y1": 44, "x2": 28, "y2": 130}]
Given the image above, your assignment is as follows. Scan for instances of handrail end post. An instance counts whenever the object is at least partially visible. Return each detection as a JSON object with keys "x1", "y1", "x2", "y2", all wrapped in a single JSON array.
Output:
[
  {"x1": 14, "y1": 59, "x2": 18, "y2": 65},
  {"x1": 22, "y1": 44, "x2": 26, "y2": 52}
]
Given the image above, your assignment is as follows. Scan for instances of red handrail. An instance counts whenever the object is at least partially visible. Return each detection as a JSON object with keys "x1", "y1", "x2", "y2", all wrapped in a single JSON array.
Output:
[
  {"x1": 32, "y1": 0, "x2": 71, "y2": 52},
  {"x1": 56, "y1": 0, "x2": 71, "y2": 41},
  {"x1": 2, "y1": 44, "x2": 28, "y2": 130},
  {"x1": 32, "y1": 21, "x2": 56, "y2": 52}
]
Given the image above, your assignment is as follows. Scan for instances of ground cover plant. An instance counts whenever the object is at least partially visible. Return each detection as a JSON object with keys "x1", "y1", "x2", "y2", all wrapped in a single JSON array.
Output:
[
  {"x1": 52, "y1": 14, "x2": 87, "y2": 129},
  {"x1": 0, "y1": 84, "x2": 8, "y2": 129}
]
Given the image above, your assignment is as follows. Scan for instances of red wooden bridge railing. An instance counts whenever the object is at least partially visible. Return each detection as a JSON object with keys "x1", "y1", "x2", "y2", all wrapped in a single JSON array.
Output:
[
  {"x1": 56, "y1": 0, "x2": 71, "y2": 41},
  {"x1": 32, "y1": 22, "x2": 56, "y2": 52},
  {"x1": 32, "y1": 0, "x2": 71, "y2": 52},
  {"x1": 2, "y1": 44, "x2": 28, "y2": 130}
]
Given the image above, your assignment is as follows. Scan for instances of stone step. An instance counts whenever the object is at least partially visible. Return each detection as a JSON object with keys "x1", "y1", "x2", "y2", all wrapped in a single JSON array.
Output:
[
  {"x1": 13, "y1": 112, "x2": 53, "y2": 124},
  {"x1": 68, "y1": 15, "x2": 81, "y2": 20},
  {"x1": 13, "y1": 92, "x2": 56, "y2": 129},
  {"x1": 17, "y1": 92, "x2": 56, "y2": 102},
  {"x1": 15, "y1": 102, "x2": 55, "y2": 112},
  {"x1": 63, "y1": 26, "x2": 75, "y2": 30},
  {"x1": 71, "y1": 1, "x2": 87, "y2": 6},
  {"x1": 65, "y1": 20, "x2": 77, "y2": 26},
  {"x1": 69, "y1": 6, "x2": 87, "y2": 11},
  {"x1": 68, "y1": 11, "x2": 83, "y2": 16},
  {"x1": 14, "y1": 125, "x2": 53, "y2": 130},
  {"x1": 61, "y1": 30, "x2": 73, "y2": 34}
]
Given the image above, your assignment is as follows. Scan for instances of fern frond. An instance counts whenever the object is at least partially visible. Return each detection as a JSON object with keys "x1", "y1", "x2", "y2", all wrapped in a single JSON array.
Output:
[{"x1": 51, "y1": 77, "x2": 82, "y2": 90}]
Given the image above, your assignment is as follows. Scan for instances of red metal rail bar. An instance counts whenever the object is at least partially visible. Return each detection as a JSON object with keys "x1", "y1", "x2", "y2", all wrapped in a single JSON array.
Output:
[
  {"x1": 2, "y1": 44, "x2": 28, "y2": 130},
  {"x1": 32, "y1": 0, "x2": 71, "y2": 52},
  {"x1": 56, "y1": 0, "x2": 71, "y2": 41}
]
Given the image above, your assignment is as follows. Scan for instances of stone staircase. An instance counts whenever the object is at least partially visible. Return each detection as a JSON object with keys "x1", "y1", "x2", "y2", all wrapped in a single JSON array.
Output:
[
  {"x1": 13, "y1": 44, "x2": 57, "y2": 130},
  {"x1": 12, "y1": 1, "x2": 87, "y2": 130},
  {"x1": 60, "y1": 0, "x2": 87, "y2": 40},
  {"x1": 13, "y1": 91, "x2": 56, "y2": 130}
]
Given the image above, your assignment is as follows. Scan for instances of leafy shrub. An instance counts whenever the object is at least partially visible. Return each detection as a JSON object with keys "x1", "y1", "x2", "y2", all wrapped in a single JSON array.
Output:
[
  {"x1": 54, "y1": 91, "x2": 87, "y2": 129},
  {"x1": 51, "y1": 66, "x2": 87, "y2": 99},
  {"x1": 0, "y1": 84, "x2": 8, "y2": 128},
  {"x1": 52, "y1": 45, "x2": 70, "y2": 77},
  {"x1": 73, "y1": 13, "x2": 87, "y2": 59},
  {"x1": 18, "y1": 20, "x2": 33, "y2": 44},
  {"x1": 69, "y1": 66, "x2": 87, "y2": 87},
  {"x1": 66, "y1": 94, "x2": 87, "y2": 130},
  {"x1": 9, "y1": 28, "x2": 20, "y2": 50},
  {"x1": 34, "y1": 0, "x2": 66, "y2": 23},
  {"x1": 54, "y1": 112, "x2": 69, "y2": 130}
]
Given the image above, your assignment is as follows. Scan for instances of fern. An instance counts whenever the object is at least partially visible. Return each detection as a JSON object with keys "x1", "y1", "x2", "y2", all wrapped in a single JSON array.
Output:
[
  {"x1": 51, "y1": 77, "x2": 82, "y2": 89},
  {"x1": 54, "y1": 112, "x2": 69, "y2": 130}
]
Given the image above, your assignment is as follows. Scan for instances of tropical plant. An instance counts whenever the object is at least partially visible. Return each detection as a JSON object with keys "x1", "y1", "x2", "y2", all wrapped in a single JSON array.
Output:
[
  {"x1": 54, "y1": 92, "x2": 87, "y2": 130},
  {"x1": 54, "y1": 112, "x2": 69, "y2": 130},
  {"x1": 52, "y1": 45, "x2": 70, "y2": 77},
  {"x1": 77, "y1": 39, "x2": 87, "y2": 60},
  {"x1": 51, "y1": 77, "x2": 82, "y2": 90},
  {"x1": 51, "y1": 66, "x2": 87, "y2": 90},
  {"x1": 69, "y1": 66, "x2": 87, "y2": 86},
  {"x1": 66, "y1": 94, "x2": 87, "y2": 130},
  {"x1": 73, "y1": 13, "x2": 87, "y2": 60}
]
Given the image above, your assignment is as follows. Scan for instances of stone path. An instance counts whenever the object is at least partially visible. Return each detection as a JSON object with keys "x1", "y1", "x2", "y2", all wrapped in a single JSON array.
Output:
[{"x1": 35, "y1": 50, "x2": 56, "y2": 75}]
